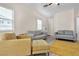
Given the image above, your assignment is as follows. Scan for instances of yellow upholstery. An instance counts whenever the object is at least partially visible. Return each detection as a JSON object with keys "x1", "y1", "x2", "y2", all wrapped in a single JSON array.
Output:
[
  {"x1": 0, "y1": 32, "x2": 49, "y2": 55},
  {"x1": 16, "y1": 34, "x2": 31, "y2": 39},
  {"x1": 50, "y1": 40, "x2": 79, "y2": 56},
  {"x1": 32, "y1": 39, "x2": 49, "y2": 54},
  {"x1": 0, "y1": 39, "x2": 31, "y2": 56},
  {"x1": 0, "y1": 32, "x2": 31, "y2": 56},
  {"x1": 1, "y1": 32, "x2": 16, "y2": 40}
]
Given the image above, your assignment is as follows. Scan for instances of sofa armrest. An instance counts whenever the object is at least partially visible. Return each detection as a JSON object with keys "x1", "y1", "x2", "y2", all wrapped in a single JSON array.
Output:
[{"x1": 0, "y1": 38, "x2": 31, "y2": 56}]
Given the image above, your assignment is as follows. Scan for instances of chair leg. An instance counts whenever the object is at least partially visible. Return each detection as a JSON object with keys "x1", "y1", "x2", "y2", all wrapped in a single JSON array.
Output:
[
  {"x1": 47, "y1": 52, "x2": 49, "y2": 56},
  {"x1": 46, "y1": 52, "x2": 49, "y2": 56}
]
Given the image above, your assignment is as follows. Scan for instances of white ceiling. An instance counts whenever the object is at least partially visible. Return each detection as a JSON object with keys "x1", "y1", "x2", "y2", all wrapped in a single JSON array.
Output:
[
  {"x1": 34, "y1": 3, "x2": 79, "y2": 17},
  {"x1": 0, "y1": 3, "x2": 79, "y2": 17}
]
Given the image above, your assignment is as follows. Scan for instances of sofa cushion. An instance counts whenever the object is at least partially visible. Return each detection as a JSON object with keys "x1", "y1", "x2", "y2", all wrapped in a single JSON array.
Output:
[
  {"x1": 57, "y1": 31, "x2": 64, "y2": 35},
  {"x1": 1, "y1": 32, "x2": 16, "y2": 40},
  {"x1": 32, "y1": 39, "x2": 49, "y2": 54},
  {"x1": 27, "y1": 31, "x2": 43, "y2": 36},
  {"x1": 64, "y1": 30, "x2": 73, "y2": 35},
  {"x1": 34, "y1": 31, "x2": 43, "y2": 36},
  {"x1": 57, "y1": 30, "x2": 73, "y2": 35},
  {"x1": 55, "y1": 35, "x2": 74, "y2": 40},
  {"x1": 17, "y1": 33, "x2": 31, "y2": 39}
]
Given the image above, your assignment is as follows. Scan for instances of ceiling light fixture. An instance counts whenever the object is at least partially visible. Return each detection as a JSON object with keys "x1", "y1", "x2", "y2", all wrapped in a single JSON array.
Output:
[{"x1": 43, "y1": 3, "x2": 60, "y2": 7}]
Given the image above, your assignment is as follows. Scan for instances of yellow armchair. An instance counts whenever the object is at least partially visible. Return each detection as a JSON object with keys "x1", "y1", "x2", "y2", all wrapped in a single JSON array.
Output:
[{"x1": 0, "y1": 32, "x2": 31, "y2": 56}]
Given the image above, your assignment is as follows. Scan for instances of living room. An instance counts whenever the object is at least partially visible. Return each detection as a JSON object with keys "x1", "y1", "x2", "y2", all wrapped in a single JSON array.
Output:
[{"x1": 0, "y1": 3, "x2": 79, "y2": 56}]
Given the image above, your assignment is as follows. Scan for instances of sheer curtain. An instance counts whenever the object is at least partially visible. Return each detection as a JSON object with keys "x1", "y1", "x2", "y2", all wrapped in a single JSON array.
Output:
[{"x1": 37, "y1": 19, "x2": 42, "y2": 30}]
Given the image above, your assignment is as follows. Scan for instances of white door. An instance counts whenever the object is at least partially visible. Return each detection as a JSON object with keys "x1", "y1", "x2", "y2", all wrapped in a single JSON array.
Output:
[{"x1": 76, "y1": 17, "x2": 79, "y2": 41}]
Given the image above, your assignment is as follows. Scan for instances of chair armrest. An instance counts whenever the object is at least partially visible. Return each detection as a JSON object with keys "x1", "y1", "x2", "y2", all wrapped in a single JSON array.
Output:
[
  {"x1": 16, "y1": 35, "x2": 31, "y2": 39},
  {"x1": 0, "y1": 38, "x2": 31, "y2": 56}
]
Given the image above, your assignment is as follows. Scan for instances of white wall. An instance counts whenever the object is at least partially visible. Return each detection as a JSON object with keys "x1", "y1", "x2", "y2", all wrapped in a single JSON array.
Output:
[
  {"x1": 48, "y1": 17, "x2": 54, "y2": 35},
  {"x1": 14, "y1": 4, "x2": 36, "y2": 35},
  {"x1": 35, "y1": 13, "x2": 51, "y2": 33},
  {"x1": 0, "y1": 4, "x2": 37, "y2": 35},
  {"x1": 36, "y1": 9, "x2": 75, "y2": 35},
  {"x1": 0, "y1": 4, "x2": 76, "y2": 36},
  {"x1": 53, "y1": 9, "x2": 75, "y2": 32}
]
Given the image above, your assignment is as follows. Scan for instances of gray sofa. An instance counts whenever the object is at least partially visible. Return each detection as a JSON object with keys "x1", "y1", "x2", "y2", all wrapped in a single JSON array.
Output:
[
  {"x1": 27, "y1": 30, "x2": 48, "y2": 40},
  {"x1": 55, "y1": 30, "x2": 77, "y2": 41}
]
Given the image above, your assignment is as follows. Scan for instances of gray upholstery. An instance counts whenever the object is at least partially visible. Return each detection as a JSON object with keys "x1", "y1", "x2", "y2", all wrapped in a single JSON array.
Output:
[
  {"x1": 55, "y1": 30, "x2": 77, "y2": 41},
  {"x1": 27, "y1": 31, "x2": 48, "y2": 40}
]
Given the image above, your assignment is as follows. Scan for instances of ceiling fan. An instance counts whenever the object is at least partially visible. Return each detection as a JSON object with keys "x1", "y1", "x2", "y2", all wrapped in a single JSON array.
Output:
[{"x1": 43, "y1": 3, "x2": 60, "y2": 7}]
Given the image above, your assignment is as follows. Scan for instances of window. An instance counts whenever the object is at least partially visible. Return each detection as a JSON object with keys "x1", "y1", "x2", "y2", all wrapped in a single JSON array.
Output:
[
  {"x1": 0, "y1": 7, "x2": 13, "y2": 32},
  {"x1": 37, "y1": 19, "x2": 42, "y2": 30}
]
